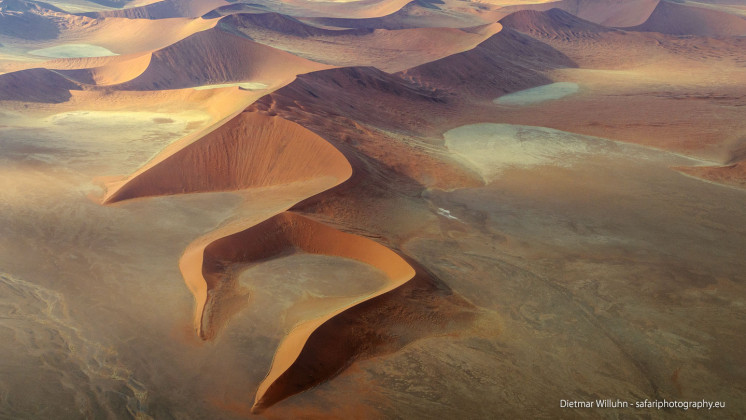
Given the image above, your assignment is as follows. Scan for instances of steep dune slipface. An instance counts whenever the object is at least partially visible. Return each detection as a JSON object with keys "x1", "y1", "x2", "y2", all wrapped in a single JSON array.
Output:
[
  {"x1": 187, "y1": 212, "x2": 416, "y2": 412},
  {"x1": 56, "y1": 53, "x2": 151, "y2": 85},
  {"x1": 399, "y1": 26, "x2": 576, "y2": 100},
  {"x1": 114, "y1": 27, "x2": 328, "y2": 90},
  {"x1": 677, "y1": 161, "x2": 746, "y2": 189},
  {"x1": 103, "y1": 112, "x2": 351, "y2": 203},
  {"x1": 631, "y1": 0, "x2": 746, "y2": 36}
]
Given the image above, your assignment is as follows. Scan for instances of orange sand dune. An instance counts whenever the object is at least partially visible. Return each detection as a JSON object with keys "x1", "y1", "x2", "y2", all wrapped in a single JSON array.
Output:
[
  {"x1": 677, "y1": 161, "x2": 746, "y2": 189},
  {"x1": 497, "y1": 0, "x2": 660, "y2": 27},
  {"x1": 304, "y1": 0, "x2": 487, "y2": 30},
  {"x1": 55, "y1": 53, "x2": 151, "y2": 85},
  {"x1": 630, "y1": 0, "x2": 746, "y2": 37},
  {"x1": 282, "y1": 0, "x2": 413, "y2": 19},
  {"x1": 222, "y1": 12, "x2": 502, "y2": 72},
  {"x1": 399, "y1": 26, "x2": 576, "y2": 100},
  {"x1": 80, "y1": 0, "x2": 228, "y2": 19},
  {"x1": 249, "y1": 66, "x2": 483, "y2": 189},
  {"x1": 201, "y1": 212, "x2": 415, "y2": 413},
  {"x1": 103, "y1": 112, "x2": 351, "y2": 203},
  {"x1": 111, "y1": 26, "x2": 328, "y2": 90}
]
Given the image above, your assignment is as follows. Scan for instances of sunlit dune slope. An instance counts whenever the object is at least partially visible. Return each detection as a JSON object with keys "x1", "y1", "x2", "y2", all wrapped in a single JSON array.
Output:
[
  {"x1": 103, "y1": 112, "x2": 351, "y2": 203},
  {"x1": 630, "y1": 0, "x2": 746, "y2": 37},
  {"x1": 55, "y1": 52, "x2": 151, "y2": 84},
  {"x1": 112, "y1": 26, "x2": 329, "y2": 90}
]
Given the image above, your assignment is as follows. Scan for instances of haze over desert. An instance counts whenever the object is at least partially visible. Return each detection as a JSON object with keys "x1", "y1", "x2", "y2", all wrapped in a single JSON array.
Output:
[{"x1": 1, "y1": 0, "x2": 746, "y2": 418}]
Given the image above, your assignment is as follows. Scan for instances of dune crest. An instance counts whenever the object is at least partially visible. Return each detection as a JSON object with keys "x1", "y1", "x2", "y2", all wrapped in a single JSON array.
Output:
[
  {"x1": 101, "y1": 109, "x2": 428, "y2": 411},
  {"x1": 630, "y1": 0, "x2": 746, "y2": 37}
]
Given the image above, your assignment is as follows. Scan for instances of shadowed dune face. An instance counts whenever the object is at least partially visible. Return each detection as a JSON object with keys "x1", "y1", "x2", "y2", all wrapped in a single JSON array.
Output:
[
  {"x1": 193, "y1": 212, "x2": 417, "y2": 411},
  {"x1": 0, "y1": 67, "x2": 80, "y2": 102},
  {"x1": 630, "y1": 0, "x2": 746, "y2": 37},
  {"x1": 399, "y1": 27, "x2": 576, "y2": 100},
  {"x1": 497, "y1": 0, "x2": 660, "y2": 27},
  {"x1": 103, "y1": 112, "x2": 352, "y2": 203}
]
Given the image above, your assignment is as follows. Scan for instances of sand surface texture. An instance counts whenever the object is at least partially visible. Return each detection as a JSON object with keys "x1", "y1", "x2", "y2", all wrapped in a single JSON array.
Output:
[{"x1": 2, "y1": 0, "x2": 746, "y2": 418}]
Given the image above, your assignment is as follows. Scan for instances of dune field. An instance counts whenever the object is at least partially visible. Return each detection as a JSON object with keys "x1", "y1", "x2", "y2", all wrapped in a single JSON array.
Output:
[{"x1": 1, "y1": 0, "x2": 746, "y2": 418}]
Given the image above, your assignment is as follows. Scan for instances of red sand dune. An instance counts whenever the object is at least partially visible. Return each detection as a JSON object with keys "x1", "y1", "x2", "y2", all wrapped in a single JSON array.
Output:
[
  {"x1": 188, "y1": 212, "x2": 416, "y2": 412},
  {"x1": 0, "y1": 67, "x2": 80, "y2": 102},
  {"x1": 103, "y1": 112, "x2": 351, "y2": 203},
  {"x1": 630, "y1": 0, "x2": 746, "y2": 37},
  {"x1": 398, "y1": 26, "x2": 576, "y2": 100},
  {"x1": 676, "y1": 161, "x2": 746, "y2": 189},
  {"x1": 248, "y1": 66, "x2": 484, "y2": 189},
  {"x1": 499, "y1": 8, "x2": 616, "y2": 39},
  {"x1": 112, "y1": 26, "x2": 328, "y2": 90},
  {"x1": 497, "y1": 0, "x2": 660, "y2": 28}
]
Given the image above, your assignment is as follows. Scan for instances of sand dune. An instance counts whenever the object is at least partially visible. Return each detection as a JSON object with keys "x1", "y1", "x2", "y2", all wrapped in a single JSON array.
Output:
[
  {"x1": 676, "y1": 161, "x2": 746, "y2": 189},
  {"x1": 305, "y1": 0, "x2": 485, "y2": 30},
  {"x1": 630, "y1": 0, "x2": 746, "y2": 37},
  {"x1": 0, "y1": 67, "x2": 80, "y2": 102},
  {"x1": 249, "y1": 66, "x2": 484, "y2": 189},
  {"x1": 55, "y1": 52, "x2": 151, "y2": 84},
  {"x1": 499, "y1": 8, "x2": 616, "y2": 38},
  {"x1": 497, "y1": 0, "x2": 660, "y2": 27},
  {"x1": 111, "y1": 26, "x2": 328, "y2": 90},
  {"x1": 399, "y1": 26, "x2": 576, "y2": 100},
  {"x1": 222, "y1": 12, "x2": 501, "y2": 72},
  {"x1": 80, "y1": 0, "x2": 228, "y2": 19},
  {"x1": 190, "y1": 212, "x2": 416, "y2": 412},
  {"x1": 103, "y1": 112, "x2": 351, "y2": 203},
  {"x1": 0, "y1": 0, "x2": 68, "y2": 40}
]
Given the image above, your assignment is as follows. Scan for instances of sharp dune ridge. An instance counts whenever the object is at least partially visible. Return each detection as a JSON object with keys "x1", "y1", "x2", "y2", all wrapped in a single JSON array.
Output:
[
  {"x1": 399, "y1": 26, "x2": 577, "y2": 100},
  {"x1": 111, "y1": 26, "x2": 329, "y2": 90},
  {"x1": 101, "y1": 110, "x2": 435, "y2": 411},
  {"x1": 4, "y1": 0, "x2": 746, "y2": 417}
]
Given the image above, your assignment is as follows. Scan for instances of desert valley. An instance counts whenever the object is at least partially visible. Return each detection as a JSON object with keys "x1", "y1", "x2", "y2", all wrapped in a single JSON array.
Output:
[{"x1": 1, "y1": 0, "x2": 745, "y2": 418}]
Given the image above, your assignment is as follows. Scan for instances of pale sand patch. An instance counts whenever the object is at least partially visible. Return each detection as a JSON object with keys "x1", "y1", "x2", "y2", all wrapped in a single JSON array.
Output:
[
  {"x1": 443, "y1": 123, "x2": 674, "y2": 183},
  {"x1": 494, "y1": 82, "x2": 579, "y2": 106},
  {"x1": 29, "y1": 44, "x2": 118, "y2": 58}
]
